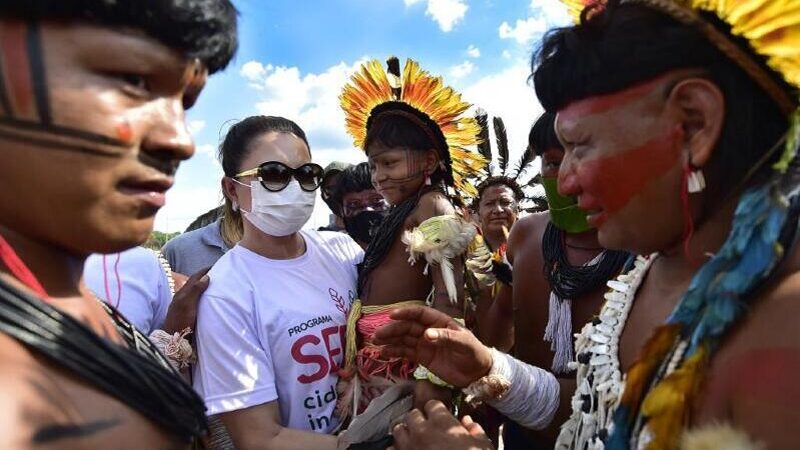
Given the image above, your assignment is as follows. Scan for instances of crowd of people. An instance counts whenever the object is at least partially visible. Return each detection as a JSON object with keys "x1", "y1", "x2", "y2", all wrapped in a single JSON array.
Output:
[{"x1": 1, "y1": 0, "x2": 799, "y2": 449}]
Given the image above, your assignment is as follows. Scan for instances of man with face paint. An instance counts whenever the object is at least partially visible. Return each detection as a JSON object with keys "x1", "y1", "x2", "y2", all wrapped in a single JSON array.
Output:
[
  {"x1": 0, "y1": 0, "x2": 237, "y2": 448},
  {"x1": 477, "y1": 113, "x2": 629, "y2": 449},
  {"x1": 331, "y1": 162, "x2": 389, "y2": 249},
  {"x1": 372, "y1": 0, "x2": 800, "y2": 449}
]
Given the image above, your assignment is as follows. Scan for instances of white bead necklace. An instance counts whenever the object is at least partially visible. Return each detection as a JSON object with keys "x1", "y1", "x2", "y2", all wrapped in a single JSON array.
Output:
[{"x1": 555, "y1": 254, "x2": 656, "y2": 450}]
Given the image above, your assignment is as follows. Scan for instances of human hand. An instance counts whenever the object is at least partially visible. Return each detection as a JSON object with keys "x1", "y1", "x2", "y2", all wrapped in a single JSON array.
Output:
[
  {"x1": 162, "y1": 267, "x2": 210, "y2": 334},
  {"x1": 172, "y1": 272, "x2": 189, "y2": 292},
  {"x1": 389, "y1": 401, "x2": 494, "y2": 450},
  {"x1": 373, "y1": 306, "x2": 492, "y2": 388},
  {"x1": 412, "y1": 379, "x2": 452, "y2": 411}
]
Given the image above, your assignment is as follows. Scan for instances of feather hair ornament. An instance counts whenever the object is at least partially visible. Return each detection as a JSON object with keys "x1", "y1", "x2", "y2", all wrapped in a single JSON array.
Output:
[{"x1": 340, "y1": 57, "x2": 488, "y2": 201}]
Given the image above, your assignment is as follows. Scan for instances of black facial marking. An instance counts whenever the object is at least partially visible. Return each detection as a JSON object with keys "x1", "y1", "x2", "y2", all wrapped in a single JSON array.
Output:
[
  {"x1": 32, "y1": 418, "x2": 122, "y2": 444},
  {"x1": 0, "y1": 54, "x2": 12, "y2": 116},
  {"x1": 25, "y1": 21, "x2": 50, "y2": 125}
]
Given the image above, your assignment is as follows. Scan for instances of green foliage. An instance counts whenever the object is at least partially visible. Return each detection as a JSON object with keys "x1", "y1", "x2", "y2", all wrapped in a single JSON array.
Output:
[{"x1": 144, "y1": 231, "x2": 180, "y2": 250}]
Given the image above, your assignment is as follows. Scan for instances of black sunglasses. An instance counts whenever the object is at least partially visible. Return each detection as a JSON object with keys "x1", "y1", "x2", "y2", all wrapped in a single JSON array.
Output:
[{"x1": 235, "y1": 161, "x2": 324, "y2": 192}]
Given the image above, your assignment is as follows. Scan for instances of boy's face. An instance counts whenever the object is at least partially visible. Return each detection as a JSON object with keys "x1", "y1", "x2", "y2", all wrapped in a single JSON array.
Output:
[
  {"x1": 367, "y1": 143, "x2": 432, "y2": 205},
  {"x1": 0, "y1": 21, "x2": 207, "y2": 255}
]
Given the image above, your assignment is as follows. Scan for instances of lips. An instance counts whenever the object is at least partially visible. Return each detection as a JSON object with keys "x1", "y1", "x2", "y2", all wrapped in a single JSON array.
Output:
[
  {"x1": 577, "y1": 197, "x2": 607, "y2": 228},
  {"x1": 118, "y1": 175, "x2": 173, "y2": 209}
]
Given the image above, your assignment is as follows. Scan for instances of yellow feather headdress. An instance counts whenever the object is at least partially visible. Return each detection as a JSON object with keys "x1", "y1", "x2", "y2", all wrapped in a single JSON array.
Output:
[
  {"x1": 559, "y1": 0, "x2": 800, "y2": 116},
  {"x1": 340, "y1": 57, "x2": 487, "y2": 199}
]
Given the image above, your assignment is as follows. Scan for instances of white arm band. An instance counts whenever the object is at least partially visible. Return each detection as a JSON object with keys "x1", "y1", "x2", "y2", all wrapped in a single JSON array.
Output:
[{"x1": 487, "y1": 351, "x2": 560, "y2": 430}]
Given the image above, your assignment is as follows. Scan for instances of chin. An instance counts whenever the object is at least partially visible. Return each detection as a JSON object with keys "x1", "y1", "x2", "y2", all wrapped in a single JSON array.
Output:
[{"x1": 95, "y1": 217, "x2": 155, "y2": 253}]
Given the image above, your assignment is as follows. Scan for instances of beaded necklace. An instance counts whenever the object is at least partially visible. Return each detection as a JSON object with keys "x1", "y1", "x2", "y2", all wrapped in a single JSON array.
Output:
[{"x1": 556, "y1": 254, "x2": 656, "y2": 450}]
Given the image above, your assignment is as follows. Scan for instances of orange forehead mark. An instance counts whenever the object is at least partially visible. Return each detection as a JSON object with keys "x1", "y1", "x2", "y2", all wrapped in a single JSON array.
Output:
[
  {"x1": 558, "y1": 74, "x2": 671, "y2": 122},
  {"x1": 0, "y1": 22, "x2": 36, "y2": 120}
]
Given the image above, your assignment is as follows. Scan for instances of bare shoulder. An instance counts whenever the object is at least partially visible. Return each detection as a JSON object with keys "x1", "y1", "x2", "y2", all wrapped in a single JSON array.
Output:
[
  {"x1": 507, "y1": 212, "x2": 548, "y2": 261},
  {"x1": 412, "y1": 190, "x2": 457, "y2": 223}
]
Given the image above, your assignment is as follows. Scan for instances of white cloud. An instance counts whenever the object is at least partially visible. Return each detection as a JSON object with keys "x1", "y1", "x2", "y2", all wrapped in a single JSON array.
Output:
[
  {"x1": 188, "y1": 120, "x2": 206, "y2": 136},
  {"x1": 239, "y1": 58, "x2": 370, "y2": 152},
  {"x1": 502, "y1": 50, "x2": 512, "y2": 59},
  {"x1": 240, "y1": 61, "x2": 268, "y2": 84},
  {"x1": 405, "y1": 0, "x2": 468, "y2": 32},
  {"x1": 499, "y1": 17, "x2": 548, "y2": 45},
  {"x1": 466, "y1": 45, "x2": 480, "y2": 58},
  {"x1": 498, "y1": 0, "x2": 571, "y2": 47},
  {"x1": 156, "y1": 185, "x2": 223, "y2": 233},
  {"x1": 462, "y1": 62, "x2": 543, "y2": 173},
  {"x1": 449, "y1": 60, "x2": 475, "y2": 79}
]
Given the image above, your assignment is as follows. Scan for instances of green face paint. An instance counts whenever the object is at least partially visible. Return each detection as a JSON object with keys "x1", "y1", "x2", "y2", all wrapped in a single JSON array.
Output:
[{"x1": 541, "y1": 176, "x2": 592, "y2": 234}]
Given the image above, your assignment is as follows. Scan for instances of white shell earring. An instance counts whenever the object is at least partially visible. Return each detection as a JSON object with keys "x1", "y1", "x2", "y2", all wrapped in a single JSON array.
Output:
[{"x1": 687, "y1": 168, "x2": 706, "y2": 193}]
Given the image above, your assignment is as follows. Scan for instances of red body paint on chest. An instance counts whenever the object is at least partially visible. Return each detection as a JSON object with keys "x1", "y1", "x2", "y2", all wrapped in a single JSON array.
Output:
[
  {"x1": 575, "y1": 126, "x2": 683, "y2": 215},
  {"x1": 0, "y1": 22, "x2": 36, "y2": 120}
]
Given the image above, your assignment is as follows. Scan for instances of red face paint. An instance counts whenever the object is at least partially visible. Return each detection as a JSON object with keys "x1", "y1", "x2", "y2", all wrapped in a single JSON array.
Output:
[
  {"x1": 115, "y1": 120, "x2": 133, "y2": 144},
  {"x1": 570, "y1": 125, "x2": 683, "y2": 227},
  {"x1": 559, "y1": 74, "x2": 670, "y2": 122},
  {"x1": 0, "y1": 22, "x2": 36, "y2": 120}
]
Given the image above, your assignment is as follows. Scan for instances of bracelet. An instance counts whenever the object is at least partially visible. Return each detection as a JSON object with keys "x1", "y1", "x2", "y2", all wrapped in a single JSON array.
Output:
[
  {"x1": 413, "y1": 364, "x2": 454, "y2": 388},
  {"x1": 463, "y1": 347, "x2": 511, "y2": 405},
  {"x1": 149, "y1": 327, "x2": 194, "y2": 370}
]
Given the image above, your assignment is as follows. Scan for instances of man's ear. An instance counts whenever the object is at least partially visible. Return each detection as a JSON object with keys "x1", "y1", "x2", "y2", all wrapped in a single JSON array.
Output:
[{"x1": 666, "y1": 77, "x2": 725, "y2": 168}]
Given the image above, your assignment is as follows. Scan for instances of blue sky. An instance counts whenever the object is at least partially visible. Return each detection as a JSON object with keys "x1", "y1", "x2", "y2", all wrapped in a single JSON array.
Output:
[{"x1": 156, "y1": 0, "x2": 570, "y2": 232}]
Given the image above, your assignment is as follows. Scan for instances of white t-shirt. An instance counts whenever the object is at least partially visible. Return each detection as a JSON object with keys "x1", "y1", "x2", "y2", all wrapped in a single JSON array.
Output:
[
  {"x1": 83, "y1": 247, "x2": 172, "y2": 335},
  {"x1": 193, "y1": 230, "x2": 363, "y2": 434}
]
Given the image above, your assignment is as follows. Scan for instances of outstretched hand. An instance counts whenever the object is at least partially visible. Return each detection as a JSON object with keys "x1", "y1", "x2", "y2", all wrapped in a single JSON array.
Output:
[
  {"x1": 389, "y1": 401, "x2": 494, "y2": 450},
  {"x1": 373, "y1": 306, "x2": 492, "y2": 388}
]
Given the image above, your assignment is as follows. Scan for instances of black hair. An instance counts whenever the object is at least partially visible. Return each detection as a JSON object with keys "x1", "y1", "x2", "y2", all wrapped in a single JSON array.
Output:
[
  {"x1": 219, "y1": 115, "x2": 310, "y2": 177},
  {"x1": 473, "y1": 176, "x2": 525, "y2": 210},
  {"x1": 332, "y1": 162, "x2": 374, "y2": 208},
  {"x1": 529, "y1": 112, "x2": 562, "y2": 156},
  {"x1": 0, "y1": 0, "x2": 238, "y2": 73},
  {"x1": 532, "y1": 2, "x2": 789, "y2": 203},
  {"x1": 364, "y1": 101, "x2": 451, "y2": 186}
]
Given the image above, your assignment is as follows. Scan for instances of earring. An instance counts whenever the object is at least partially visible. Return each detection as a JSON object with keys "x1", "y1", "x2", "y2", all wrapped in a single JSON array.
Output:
[
  {"x1": 424, "y1": 170, "x2": 432, "y2": 186},
  {"x1": 232, "y1": 201, "x2": 239, "y2": 212},
  {"x1": 687, "y1": 166, "x2": 706, "y2": 193}
]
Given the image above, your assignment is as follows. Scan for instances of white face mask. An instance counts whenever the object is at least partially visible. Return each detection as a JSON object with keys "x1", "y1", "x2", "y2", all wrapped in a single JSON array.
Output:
[{"x1": 236, "y1": 179, "x2": 316, "y2": 237}]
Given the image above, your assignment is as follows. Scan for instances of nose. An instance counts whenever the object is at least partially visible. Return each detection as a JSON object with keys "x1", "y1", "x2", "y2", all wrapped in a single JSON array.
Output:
[
  {"x1": 140, "y1": 98, "x2": 195, "y2": 165},
  {"x1": 557, "y1": 152, "x2": 581, "y2": 197}
]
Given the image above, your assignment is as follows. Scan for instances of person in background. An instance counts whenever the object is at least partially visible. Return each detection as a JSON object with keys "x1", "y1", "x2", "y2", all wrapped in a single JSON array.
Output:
[
  {"x1": 193, "y1": 115, "x2": 363, "y2": 450},
  {"x1": 84, "y1": 247, "x2": 174, "y2": 335},
  {"x1": 162, "y1": 198, "x2": 239, "y2": 276},
  {"x1": 331, "y1": 162, "x2": 389, "y2": 248},
  {"x1": 487, "y1": 113, "x2": 629, "y2": 449},
  {"x1": 319, "y1": 161, "x2": 353, "y2": 231}
]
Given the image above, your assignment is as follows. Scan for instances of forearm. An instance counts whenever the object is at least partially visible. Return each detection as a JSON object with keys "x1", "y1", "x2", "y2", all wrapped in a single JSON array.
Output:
[
  {"x1": 478, "y1": 285, "x2": 513, "y2": 351},
  {"x1": 486, "y1": 351, "x2": 559, "y2": 430}
]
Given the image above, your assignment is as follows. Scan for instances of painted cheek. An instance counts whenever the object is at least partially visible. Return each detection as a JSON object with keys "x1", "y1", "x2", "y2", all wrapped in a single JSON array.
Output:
[
  {"x1": 115, "y1": 120, "x2": 134, "y2": 144},
  {"x1": 576, "y1": 126, "x2": 683, "y2": 214}
]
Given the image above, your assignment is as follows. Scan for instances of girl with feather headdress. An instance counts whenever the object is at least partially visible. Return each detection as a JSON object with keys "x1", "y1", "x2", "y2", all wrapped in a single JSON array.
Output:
[
  {"x1": 334, "y1": 57, "x2": 488, "y2": 447},
  {"x1": 369, "y1": 0, "x2": 800, "y2": 449}
]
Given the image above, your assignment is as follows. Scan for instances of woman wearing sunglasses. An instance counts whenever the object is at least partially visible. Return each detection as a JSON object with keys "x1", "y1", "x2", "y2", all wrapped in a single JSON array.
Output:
[{"x1": 192, "y1": 116, "x2": 363, "y2": 450}]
